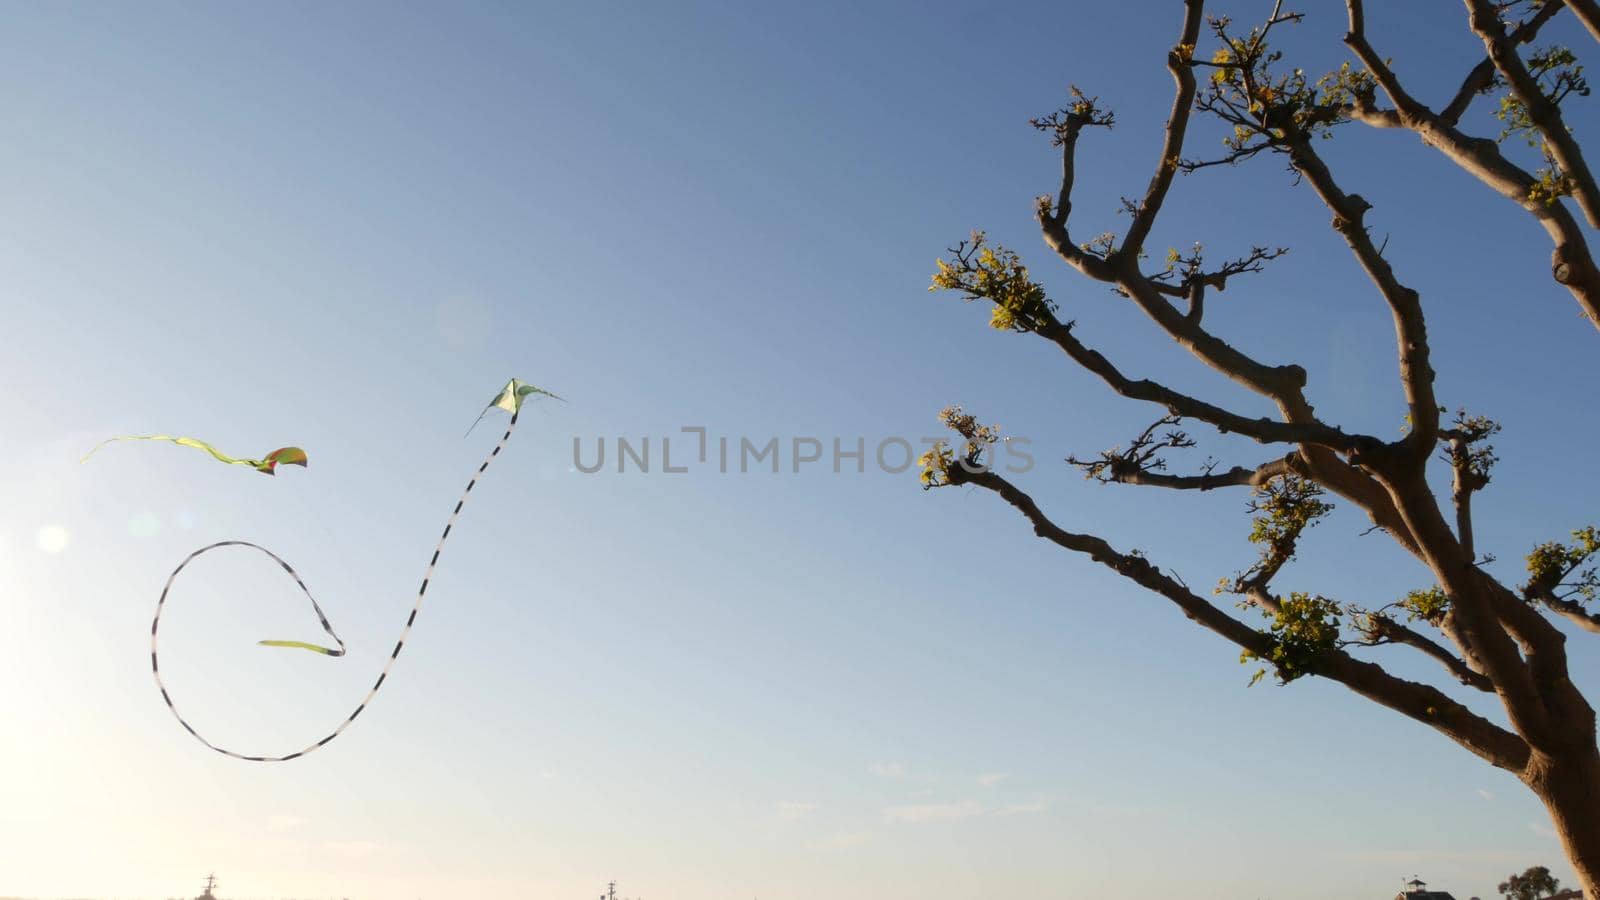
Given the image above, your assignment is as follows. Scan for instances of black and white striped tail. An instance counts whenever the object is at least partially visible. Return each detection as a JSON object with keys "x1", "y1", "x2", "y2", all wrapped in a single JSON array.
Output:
[{"x1": 150, "y1": 411, "x2": 520, "y2": 762}]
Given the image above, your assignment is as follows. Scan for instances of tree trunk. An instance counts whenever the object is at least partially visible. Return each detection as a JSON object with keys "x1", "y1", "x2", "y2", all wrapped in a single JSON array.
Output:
[{"x1": 1527, "y1": 748, "x2": 1600, "y2": 898}]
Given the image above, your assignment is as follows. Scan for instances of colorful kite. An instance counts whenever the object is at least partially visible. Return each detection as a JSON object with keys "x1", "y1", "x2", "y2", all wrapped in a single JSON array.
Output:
[
  {"x1": 465, "y1": 377, "x2": 564, "y2": 436},
  {"x1": 115, "y1": 378, "x2": 560, "y2": 762},
  {"x1": 82, "y1": 435, "x2": 308, "y2": 475}
]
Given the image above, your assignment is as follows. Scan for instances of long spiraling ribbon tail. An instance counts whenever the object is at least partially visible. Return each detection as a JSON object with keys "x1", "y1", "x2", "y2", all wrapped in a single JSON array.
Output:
[{"x1": 150, "y1": 409, "x2": 520, "y2": 762}]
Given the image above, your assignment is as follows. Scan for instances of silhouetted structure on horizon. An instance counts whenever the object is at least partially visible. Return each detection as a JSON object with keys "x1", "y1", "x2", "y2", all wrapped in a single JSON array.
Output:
[{"x1": 1396, "y1": 876, "x2": 1457, "y2": 900}]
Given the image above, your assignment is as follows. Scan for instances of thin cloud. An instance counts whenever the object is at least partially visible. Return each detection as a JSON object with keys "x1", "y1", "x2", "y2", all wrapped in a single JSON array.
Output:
[
  {"x1": 1529, "y1": 822, "x2": 1559, "y2": 839},
  {"x1": 871, "y1": 762, "x2": 909, "y2": 779},
  {"x1": 993, "y1": 800, "x2": 1048, "y2": 817},
  {"x1": 812, "y1": 831, "x2": 874, "y2": 851},
  {"x1": 976, "y1": 773, "x2": 1010, "y2": 788},
  {"x1": 775, "y1": 801, "x2": 819, "y2": 821},
  {"x1": 323, "y1": 840, "x2": 382, "y2": 858},
  {"x1": 1476, "y1": 788, "x2": 1495, "y2": 801},
  {"x1": 1340, "y1": 848, "x2": 1531, "y2": 864},
  {"x1": 882, "y1": 801, "x2": 985, "y2": 824},
  {"x1": 265, "y1": 815, "x2": 307, "y2": 832}
]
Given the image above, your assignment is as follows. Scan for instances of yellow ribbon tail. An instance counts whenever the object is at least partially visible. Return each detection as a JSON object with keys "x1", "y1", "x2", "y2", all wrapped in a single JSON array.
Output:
[{"x1": 258, "y1": 639, "x2": 341, "y2": 656}]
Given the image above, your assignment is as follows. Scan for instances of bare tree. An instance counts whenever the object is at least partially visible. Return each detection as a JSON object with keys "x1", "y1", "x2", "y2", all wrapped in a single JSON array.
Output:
[{"x1": 922, "y1": 1, "x2": 1600, "y2": 894}]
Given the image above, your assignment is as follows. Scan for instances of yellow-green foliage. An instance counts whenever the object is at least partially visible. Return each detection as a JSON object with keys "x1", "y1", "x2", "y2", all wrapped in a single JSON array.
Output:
[
  {"x1": 930, "y1": 232, "x2": 1057, "y2": 332},
  {"x1": 920, "y1": 406, "x2": 1004, "y2": 489},
  {"x1": 1496, "y1": 46, "x2": 1586, "y2": 145},
  {"x1": 1399, "y1": 586, "x2": 1450, "y2": 624},
  {"x1": 1204, "y1": 22, "x2": 1373, "y2": 150},
  {"x1": 1525, "y1": 526, "x2": 1600, "y2": 602},
  {"x1": 1493, "y1": 45, "x2": 1588, "y2": 205},
  {"x1": 1242, "y1": 592, "x2": 1345, "y2": 685},
  {"x1": 1448, "y1": 409, "x2": 1501, "y2": 481},
  {"x1": 1247, "y1": 475, "x2": 1333, "y2": 562},
  {"x1": 918, "y1": 440, "x2": 954, "y2": 489},
  {"x1": 1527, "y1": 168, "x2": 1573, "y2": 205}
]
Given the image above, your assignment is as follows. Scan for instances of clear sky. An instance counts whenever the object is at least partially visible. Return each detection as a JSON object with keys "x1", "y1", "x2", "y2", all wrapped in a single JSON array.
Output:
[{"x1": 4, "y1": 2, "x2": 1598, "y2": 898}]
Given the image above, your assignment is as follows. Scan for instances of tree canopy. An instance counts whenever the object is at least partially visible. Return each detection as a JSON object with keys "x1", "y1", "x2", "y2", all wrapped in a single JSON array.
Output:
[{"x1": 923, "y1": 0, "x2": 1600, "y2": 893}]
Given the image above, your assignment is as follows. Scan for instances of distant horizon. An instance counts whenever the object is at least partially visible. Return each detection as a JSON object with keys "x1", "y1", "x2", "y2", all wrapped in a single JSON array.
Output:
[{"x1": 0, "y1": 869, "x2": 1551, "y2": 900}]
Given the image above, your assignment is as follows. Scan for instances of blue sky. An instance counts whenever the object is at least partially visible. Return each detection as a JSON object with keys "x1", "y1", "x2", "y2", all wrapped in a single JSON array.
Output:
[{"x1": 3, "y1": 2, "x2": 1598, "y2": 898}]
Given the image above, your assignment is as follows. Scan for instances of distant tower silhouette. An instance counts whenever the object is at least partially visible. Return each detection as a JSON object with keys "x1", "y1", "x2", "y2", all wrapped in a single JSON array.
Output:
[{"x1": 198, "y1": 873, "x2": 219, "y2": 900}]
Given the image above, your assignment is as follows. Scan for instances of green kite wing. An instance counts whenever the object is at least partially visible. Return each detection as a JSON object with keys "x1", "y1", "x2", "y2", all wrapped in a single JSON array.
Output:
[{"x1": 466, "y1": 378, "x2": 564, "y2": 436}]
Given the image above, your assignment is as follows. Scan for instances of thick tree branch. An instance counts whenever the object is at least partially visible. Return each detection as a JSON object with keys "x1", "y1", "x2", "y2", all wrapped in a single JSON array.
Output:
[
  {"x1": 1067, "y1": 416, "x2": 1305, "y2": 490},
  {"x1": 1036, "y1": 103, "x2": 1117, "y2": 283},
  {"x1": 1031, "y1": 315, "x2": 1376, "y2": 453},
  {"x1": 1121, "y1": 0, "x2": 1207, "y2": 257},
  {"x1": 1345, "y1": 1, "x2": 1438, "y2": 124},
  {"x1": 1032, "y1": 4, "x2": 1428, "y2": 559},
  {"x1": 1441, "y1": 418, "x2": 1496, "y2": 561},
  {"x1": 1565, "y1": 0, "x2": 1600, "y2": 46},
  {"x1": 1035, "y1": 16, "x2": 1368, "y2": 535},
  {"x1": 924, "y1": 6, "x2": 1600, "y2": 885},
  {"x1": 1481, "y1": 577, "x2": 1598, "y2": 747},
  {"x1": 1530, "y1": 591, "x2": 1600, "y2": 634},
  {"x1": 1343, "y1": 0, "x2": 1600, "y2": 330},
  {"x1": 1099, "y1": 453, "x2": 1300, "y2": 491},
  {"x1": 1453, "y1": 467, "x2": 1480, "y2": 563},
  {"x1": 1104, "y1": 251, "x2": 1419, "y2": 550},
  {"x1": 1464, "y1": 0, "x2": 1600, "y2": 227},
  {"x1": 1522, "y1": 529, "x2": 1600, "y2": 633},
  {"x1": 1276, "y1": 118, "x2": 1576, "y2": 747},
  {"x1": 1282, "y1": 137, "x2": 1442, "y2": 468},
  {"x1": 943, "y1": 464, "x2": 1530, "y2": 772},
  {"x1": 1185, "y1": 278, "x2": 1205, "y2": 324},
  {"x1": 1377, "y1": 467, "x2": 1575, "y2": 751},
  {"x1": 1316, "y1": 646, "x2": 1527, "y2": 770},
  {"x1": 1032, "y1": 9, "x2": 1320, "y2": 427},
  {"x1": 1439, "y1": 1, "x2": 1564, "y2": 126},
  {"x1": 1099, "y1": 6, "x2": 1317, "y2": 413},
  {"x1": 1352, "y1": 611, "x2": 1496, "y2": 692}
]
